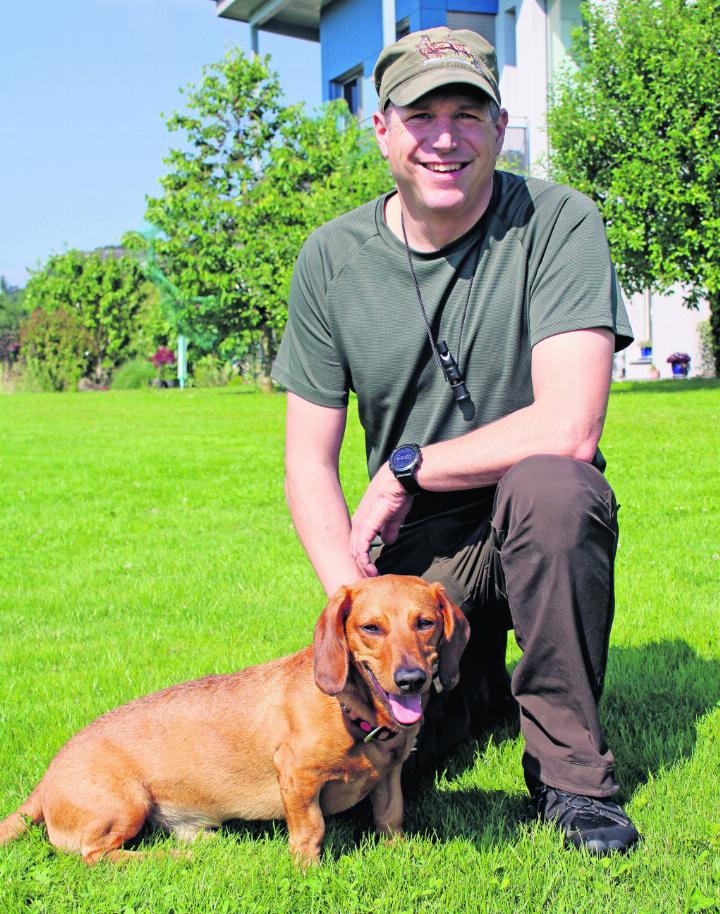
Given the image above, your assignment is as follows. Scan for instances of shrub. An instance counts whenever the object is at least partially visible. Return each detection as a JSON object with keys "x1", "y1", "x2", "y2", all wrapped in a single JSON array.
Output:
[
  {"x1": 111, "y1": 358, "x2": 157, "y2": 390},
  {"x1": 23, "y1": 249, "x2": 149, "y2": 381},
  {"x1": 192, "y1": 354, "x2": 230, "y2": 388},
  {"x1": 697, "y1": 320, "x2": 716, "y2": 378},
  {"x1": 19, "y1": 308, "x2": 95, "y2": 392}
]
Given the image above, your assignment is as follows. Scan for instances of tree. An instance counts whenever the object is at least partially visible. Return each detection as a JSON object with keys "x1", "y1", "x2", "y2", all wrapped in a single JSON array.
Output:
[
  {"x1": 0, "y1": 277, "x2": 27, "y2": 369},
  {"x1": 547, "y1": 0, "x2": 720, "y2": 373},
  {"x1": 23, "y1": 248, "x2": 157, "y2": 380},
  {"x1": 145, "y1": 49, "x2": 392, "y2": 386}
]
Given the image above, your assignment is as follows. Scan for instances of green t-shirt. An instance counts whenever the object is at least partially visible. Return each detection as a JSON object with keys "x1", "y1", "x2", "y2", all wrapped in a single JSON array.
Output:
[{"x1": 273, "y1": 171, "x2": 633, "y2": 480}]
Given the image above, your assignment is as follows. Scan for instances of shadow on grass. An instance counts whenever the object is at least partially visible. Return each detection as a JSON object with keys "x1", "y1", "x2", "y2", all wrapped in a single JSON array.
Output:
[
  {"x1": 324, "y1": 638, "x2": 720, "y2": 857},
  {"x1": 611, "y1": 377, "x2": 719, "y2": 395},
  {"x1": 601, "y1": 638, "x2": 720, "y2": 796}
]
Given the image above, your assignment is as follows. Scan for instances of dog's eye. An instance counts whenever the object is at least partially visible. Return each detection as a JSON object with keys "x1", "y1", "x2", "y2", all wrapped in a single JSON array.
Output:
[
  {"x1": 360, "y1": 623, "x2": 382, "y2": 635},
  {"x1": 416, "y1": 618, "x2": 435, "y2": 631}
]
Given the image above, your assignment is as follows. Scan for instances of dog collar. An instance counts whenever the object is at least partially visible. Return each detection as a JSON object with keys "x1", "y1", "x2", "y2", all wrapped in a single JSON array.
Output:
[{"x1": 339, "y1": 702, "x2": 398, "y2": 743}]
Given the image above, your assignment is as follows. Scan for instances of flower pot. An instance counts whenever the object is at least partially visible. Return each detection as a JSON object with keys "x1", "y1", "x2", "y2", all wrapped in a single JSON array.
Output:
[{"x1": 671, "y1": 362, "x2": 689, "y2": 377}]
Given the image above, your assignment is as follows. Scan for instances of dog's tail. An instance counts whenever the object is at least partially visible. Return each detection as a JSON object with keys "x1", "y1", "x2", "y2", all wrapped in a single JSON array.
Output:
[{"x1": 0, "y1": 787, "x2": 44, "y2": 846}]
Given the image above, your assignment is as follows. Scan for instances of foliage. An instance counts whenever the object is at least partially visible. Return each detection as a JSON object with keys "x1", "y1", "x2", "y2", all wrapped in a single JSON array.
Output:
[
  {"x1": 192, "y1": 353, "x2": 231, "y2": 387},
  {"x1": 144, "y1": 49, "x2": 392, "y2": 381},
  {"x1": 110, "y1": 357, "x2": 157, "y2": 390},
  {"x1": 547, "y1": 0, "x2": 720, "y2": 373},
  {"x1": 22, "y1": 248, "x2": 153, "y2": 380},
  {"x1": 19, "y1": 307, "x2": 95, "y2": 391},
  {"x1": 0, "y1": 277, "x2": 26, "y2": 337},
  {"x1": 0, "y1": 277, "x2": 27, "y2": 367},
  {"x1": 696, "y1": 320, "x2": 716, "y2": 377}
]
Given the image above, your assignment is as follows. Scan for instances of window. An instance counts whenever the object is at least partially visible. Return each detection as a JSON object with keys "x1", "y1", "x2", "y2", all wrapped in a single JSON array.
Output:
[
  {"x1": 499, "y1": 124, "x2": 529, "y2": 174},
  {"x1": 504, "y1": 7, "x2": 517, "y2": 67},
  {"x1": 446, "y1": 11, "x2": 496, "y2": 47},
  {"x1": 331, "y1": 66, "x2": 362, "y2": 116}
]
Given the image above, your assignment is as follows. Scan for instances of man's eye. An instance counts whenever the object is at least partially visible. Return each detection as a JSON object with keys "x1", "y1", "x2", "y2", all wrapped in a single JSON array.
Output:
[
  {"x1": 417, "y1": 618, "x2": 435, "y2": 631},
  {"x1": 361, "y1": 623, "x2": 382, "y2": 635}
]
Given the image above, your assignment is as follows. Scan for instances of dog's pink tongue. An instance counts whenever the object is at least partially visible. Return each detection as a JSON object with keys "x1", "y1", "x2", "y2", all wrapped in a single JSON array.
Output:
[{"x1": 388, "y1": 693, "x2": 422, "y2": 725}]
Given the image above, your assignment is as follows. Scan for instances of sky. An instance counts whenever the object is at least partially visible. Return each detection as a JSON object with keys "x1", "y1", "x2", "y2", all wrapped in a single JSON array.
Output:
[{"x1": 0, "y1": 0, "x2": 322, "y2": 289}]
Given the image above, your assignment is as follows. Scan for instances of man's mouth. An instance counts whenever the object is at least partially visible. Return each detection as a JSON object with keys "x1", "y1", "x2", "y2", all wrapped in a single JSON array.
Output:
[
  {"x1": 365, "y1": 666, "x2": 423, "y2": 727},
  {"x1": 421, "y1": 162, "x2": 467, "y2": 173}
]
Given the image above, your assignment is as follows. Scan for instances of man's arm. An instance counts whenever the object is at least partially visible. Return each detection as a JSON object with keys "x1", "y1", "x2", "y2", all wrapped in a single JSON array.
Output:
[
  {"x1": 350, "y1": 327, "x2": 615, "y2": 575},
  {"x1": 284, "y1": 392, "x2": 367, "y2": 596}
]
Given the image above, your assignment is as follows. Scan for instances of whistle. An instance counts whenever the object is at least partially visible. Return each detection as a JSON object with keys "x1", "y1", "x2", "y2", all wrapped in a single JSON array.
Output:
[{"x1": 437, "y1": 340, "x2": 470, "y2": 402}]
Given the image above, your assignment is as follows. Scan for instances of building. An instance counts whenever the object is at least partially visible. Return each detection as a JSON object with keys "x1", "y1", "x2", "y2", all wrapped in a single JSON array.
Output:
[
  {"x1": 208, "y1": 0, "x2": 713, "y2": 379},
  {"x1": 210, "y1": 0, "x2": 583, "y2": 174}
]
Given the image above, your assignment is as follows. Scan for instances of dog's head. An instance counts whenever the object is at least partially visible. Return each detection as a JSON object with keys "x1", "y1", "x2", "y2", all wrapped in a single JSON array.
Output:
[{"x1": 313, "y1": 575, "x2": 470, "y2": 729}]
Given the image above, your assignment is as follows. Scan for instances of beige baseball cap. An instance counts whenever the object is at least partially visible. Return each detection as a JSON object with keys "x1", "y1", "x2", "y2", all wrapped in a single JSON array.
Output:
[{"x1": 374, "y1": 27, "x2": 500, "y2": 111}]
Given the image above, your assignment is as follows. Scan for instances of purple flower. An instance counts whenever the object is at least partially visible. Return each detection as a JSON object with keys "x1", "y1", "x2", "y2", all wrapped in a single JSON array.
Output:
[
  {"x1": 666, "y1": 352, "x2": 691, "y2": 364},
  {"x1": 151, "y1": 346, "x2": 176, "y2": 368}
]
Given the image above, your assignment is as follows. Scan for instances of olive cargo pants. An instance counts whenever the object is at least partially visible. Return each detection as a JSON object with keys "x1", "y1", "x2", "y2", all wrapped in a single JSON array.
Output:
[{"x1": 373, "y1": 454, "x2": 620, "y2": 798}]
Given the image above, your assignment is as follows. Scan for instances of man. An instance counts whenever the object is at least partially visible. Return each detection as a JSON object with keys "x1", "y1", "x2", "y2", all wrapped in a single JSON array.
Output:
[{"x1": 272, "y1": 27, "x2": 639, "y2": 854}]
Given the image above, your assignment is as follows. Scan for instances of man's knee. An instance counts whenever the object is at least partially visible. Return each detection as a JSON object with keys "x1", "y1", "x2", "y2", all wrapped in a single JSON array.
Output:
[{"x1": 493, "y1": 455, "x2": 616, "y2": 553}]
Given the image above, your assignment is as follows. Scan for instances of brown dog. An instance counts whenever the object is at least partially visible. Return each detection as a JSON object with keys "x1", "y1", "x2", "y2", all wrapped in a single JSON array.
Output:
[{"x1": 0, "y1": 575, "x2": 469, "y2": 866}]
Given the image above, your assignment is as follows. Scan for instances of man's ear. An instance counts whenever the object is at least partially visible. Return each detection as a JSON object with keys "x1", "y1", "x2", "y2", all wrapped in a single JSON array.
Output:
[
  {"x1": 430, "y1": 582, "x2": 471, "y2": 691},
  {"x1": 313, "y1": 585, "x2": 352, "y2": 695},
  {"x1": 495, "y1": 107, "x2": 509, "y2": 155},
  {"x1": 373, "y1": 110, "x2": 390, "y2": 158}
]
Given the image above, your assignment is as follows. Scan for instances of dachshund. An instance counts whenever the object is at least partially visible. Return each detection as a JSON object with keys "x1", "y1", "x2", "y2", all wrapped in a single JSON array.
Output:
[{"x1": 0, "y1": 575, "x2": 469, "y2": 866}]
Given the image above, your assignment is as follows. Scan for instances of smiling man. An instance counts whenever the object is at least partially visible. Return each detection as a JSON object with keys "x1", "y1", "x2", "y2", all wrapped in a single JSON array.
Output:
[{"x1": 272, "y1": 28, "x2": 639, "y2": 855}]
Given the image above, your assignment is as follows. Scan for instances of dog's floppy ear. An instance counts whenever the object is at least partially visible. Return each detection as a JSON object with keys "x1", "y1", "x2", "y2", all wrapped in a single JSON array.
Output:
[
  {"x1": 430, "y1": 582, "x2": 470, "y2": 691},
  {"x1": 313, "y1": 585, "x2": 352, "y2": 695}
]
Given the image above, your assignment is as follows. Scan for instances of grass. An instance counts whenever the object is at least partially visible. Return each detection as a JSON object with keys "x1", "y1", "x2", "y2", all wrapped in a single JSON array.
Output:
[{"x1": 0, "y1": 380, "x2": 719, "y2": 914}]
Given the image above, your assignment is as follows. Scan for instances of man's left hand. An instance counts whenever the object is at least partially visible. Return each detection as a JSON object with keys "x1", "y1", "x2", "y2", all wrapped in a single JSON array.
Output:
[{"x1": 350, "y1": 466, "x2": 413, "y2": 577}]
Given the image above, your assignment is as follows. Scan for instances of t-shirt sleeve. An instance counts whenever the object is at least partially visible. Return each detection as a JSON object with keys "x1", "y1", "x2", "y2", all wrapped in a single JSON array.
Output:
[
  {"x1": 271, "y1": 236, "x2": 350, "y2": 408},
  {"x1": 527, "y1": 196, "x2": 634, "y2": 353}
]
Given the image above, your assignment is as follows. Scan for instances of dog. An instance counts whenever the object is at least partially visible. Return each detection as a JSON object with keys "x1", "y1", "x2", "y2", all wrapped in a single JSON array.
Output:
[{"x1": 0, "y1": 575, "x2": 469, "y2": 866}]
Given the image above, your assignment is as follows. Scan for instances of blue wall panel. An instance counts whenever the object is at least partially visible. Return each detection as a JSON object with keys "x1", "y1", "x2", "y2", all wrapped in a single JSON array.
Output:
[
  {"x1": 319, "y1": 0, "x2": 499, "y2": 100},
  {"x1": 320, "y1": 0, "x2": 384, "y2": 98},
  {"x1": 449, "y1": 0, "x2": 498, "y2": 13}
]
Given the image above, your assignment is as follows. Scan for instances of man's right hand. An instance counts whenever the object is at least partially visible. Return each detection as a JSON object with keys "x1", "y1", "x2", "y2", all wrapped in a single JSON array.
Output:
[{"x1": 349, "y1": 463, "x2": 413, "y2": 578}]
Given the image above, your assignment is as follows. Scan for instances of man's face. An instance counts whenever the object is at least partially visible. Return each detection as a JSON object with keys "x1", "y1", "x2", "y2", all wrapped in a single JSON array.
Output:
[{"x1": 373, "y1": 88, "x2": 507, "y2": 224}]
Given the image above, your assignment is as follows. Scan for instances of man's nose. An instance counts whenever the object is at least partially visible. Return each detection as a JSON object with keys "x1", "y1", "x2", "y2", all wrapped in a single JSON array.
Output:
[{"x1": 431, "y1": 119, "x2": 459, "y2": 150}]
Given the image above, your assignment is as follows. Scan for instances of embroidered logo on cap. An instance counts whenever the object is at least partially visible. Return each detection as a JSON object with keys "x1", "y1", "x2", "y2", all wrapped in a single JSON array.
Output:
[{"x1": 416, "y1": 34, "x2": 482, "y2": 70}]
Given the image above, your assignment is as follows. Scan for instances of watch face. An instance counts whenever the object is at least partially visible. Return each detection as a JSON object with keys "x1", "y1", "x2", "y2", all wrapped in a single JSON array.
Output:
[{"x1": 390, "y1": 445, "x2": 418, "y2": 473}]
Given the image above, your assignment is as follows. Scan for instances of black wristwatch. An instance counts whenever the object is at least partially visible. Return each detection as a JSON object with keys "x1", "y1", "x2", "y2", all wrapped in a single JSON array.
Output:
[{"x1": 388, "y1": 443, "x2": 423, "y2": 495}]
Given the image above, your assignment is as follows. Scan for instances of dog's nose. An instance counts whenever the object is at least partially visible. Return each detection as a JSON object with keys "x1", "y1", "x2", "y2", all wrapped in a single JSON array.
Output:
[{"x1": 394, "y1": 668, "x2": 427, "y2": 693}]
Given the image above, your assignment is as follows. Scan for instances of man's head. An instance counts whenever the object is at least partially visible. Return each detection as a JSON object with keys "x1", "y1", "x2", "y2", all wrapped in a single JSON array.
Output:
[
  {"x1": 372, "y1": 29, "x2": 506, "y2": 239},
  {"x1": 373, "y1": 26, "x2": 500, "y2": 114}
]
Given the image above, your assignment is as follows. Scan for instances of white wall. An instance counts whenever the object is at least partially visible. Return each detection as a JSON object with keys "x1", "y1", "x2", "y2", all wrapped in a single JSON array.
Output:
[
  {"x1": 498, "y1": 0, "x2": 550, "y2": 174},
  {"x1": 618, "y1": 290, "x2": 711, "y2": 380}
]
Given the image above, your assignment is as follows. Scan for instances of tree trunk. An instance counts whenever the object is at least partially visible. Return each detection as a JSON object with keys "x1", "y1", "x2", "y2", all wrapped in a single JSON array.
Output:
[
  {"x1": 257, "y1": 324, "x2": 275, "y2": 393},
  {"x1": 709, "y1": 290, "x2": 720, "y2": 377}
]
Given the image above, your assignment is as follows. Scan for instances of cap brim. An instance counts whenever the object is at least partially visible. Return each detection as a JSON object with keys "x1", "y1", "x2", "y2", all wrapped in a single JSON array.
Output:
[{"x1": 387, "y1": 70, "x2": 499, "y2": 108}]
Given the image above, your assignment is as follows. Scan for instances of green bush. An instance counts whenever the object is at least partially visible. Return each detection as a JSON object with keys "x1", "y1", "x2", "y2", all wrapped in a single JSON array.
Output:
[
  {"x1": 697, "y1": 320, "x2": 716, "y2": 378},
  {"x1": 111, "y1": 357, "x2": 157, "y2": 390},
  {"x1": 192, "y1": 354, "x2": 230, "y2": 387},
  {"x1": 19, "y1": 308, "x2": 95, "y2": 392}
]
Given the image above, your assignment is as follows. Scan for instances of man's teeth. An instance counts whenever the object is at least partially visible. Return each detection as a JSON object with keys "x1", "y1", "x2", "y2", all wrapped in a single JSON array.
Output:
[{"x1": 425, "y1": 163, "x2": 464, "y2": 172}]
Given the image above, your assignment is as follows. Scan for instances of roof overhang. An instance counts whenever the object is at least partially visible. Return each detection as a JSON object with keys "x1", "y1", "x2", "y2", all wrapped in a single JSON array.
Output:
[{"x1": 213, "y1": 0, "x2": 321, "y2": 42}]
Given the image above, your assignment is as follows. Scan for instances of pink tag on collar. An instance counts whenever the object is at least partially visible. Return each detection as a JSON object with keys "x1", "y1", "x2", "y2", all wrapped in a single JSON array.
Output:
[{"x1": 360, "y1": 721, "x2": 372, "y2": 732}]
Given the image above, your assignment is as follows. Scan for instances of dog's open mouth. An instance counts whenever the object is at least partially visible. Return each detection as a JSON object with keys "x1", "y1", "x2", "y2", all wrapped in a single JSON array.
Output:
[{"x1": 365, "y1": 666, "x2": 423, "y2": 727}]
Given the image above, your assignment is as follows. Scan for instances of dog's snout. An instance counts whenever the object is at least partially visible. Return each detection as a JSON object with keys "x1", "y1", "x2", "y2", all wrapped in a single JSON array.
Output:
[{"x1": 394, "y1": 667, "x2": 427, "y2": 693}]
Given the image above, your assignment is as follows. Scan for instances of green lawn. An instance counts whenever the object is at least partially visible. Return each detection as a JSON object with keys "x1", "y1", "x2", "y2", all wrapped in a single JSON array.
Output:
[{"x1": 1, "y1": 381, "x2": 718, "y2": 914}]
